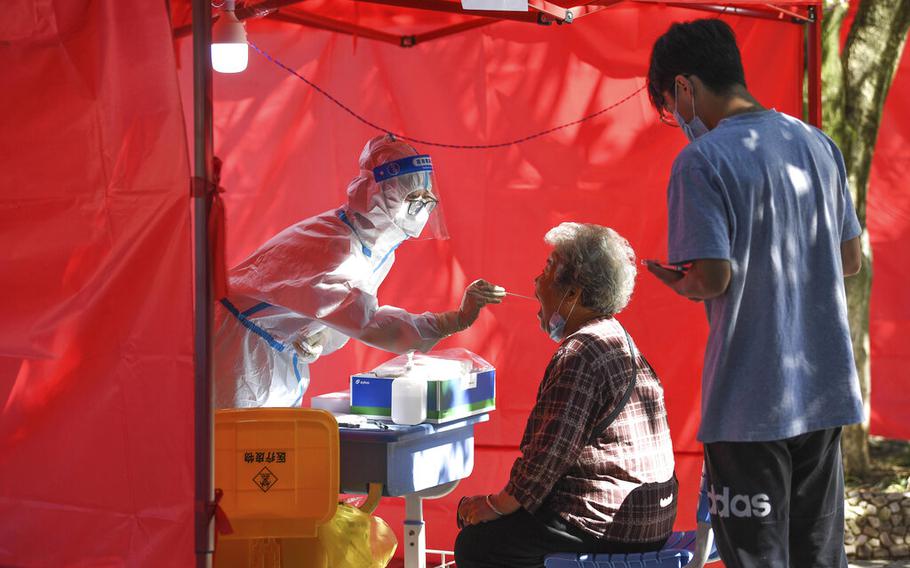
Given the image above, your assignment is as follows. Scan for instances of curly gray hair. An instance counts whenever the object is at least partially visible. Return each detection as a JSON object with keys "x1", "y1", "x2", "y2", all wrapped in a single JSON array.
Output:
[{"x1": 544, "y1": 222, "x2": 637, "y2": 316}]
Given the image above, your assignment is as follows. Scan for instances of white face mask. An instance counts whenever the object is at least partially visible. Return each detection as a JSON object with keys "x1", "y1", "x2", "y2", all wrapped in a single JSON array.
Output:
[
  {"x1": 546, "y1": 291, "x2": 579, "y2": 343},
  {"x1": 674, "y1": 80, "x2": 709, "y2": 142},
  {"x1": 393, "y1": 204, "x2": 431, "y2": 238}
]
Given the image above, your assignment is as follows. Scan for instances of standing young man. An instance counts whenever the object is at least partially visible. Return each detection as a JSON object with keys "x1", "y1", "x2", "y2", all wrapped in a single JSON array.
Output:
[{"x1": 645, "y1": 19, "x2": 864, "y2": 567}]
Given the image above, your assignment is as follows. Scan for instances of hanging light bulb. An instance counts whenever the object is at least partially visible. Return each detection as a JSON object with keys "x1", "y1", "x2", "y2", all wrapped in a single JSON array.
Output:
[{"x1": 211, "y1": 0, "x2": 248, "y2": 73}]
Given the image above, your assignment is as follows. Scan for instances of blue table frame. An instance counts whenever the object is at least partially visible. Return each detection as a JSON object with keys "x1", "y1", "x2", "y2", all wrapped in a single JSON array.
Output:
[{"x1": 339, "y1": 414, "x2": 489, "y2": 568}]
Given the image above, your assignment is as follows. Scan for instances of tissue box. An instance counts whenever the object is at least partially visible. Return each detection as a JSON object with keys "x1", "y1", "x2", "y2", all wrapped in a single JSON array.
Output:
[
  {"x1": 350, "y1": 370, "x2": 495, "y2": 424},
  {"x1": 310, "y1": 391, "x2": 351, "y2": 415},
  {"x1": 349, "y1": 349, "x2": 496, "y2": 424}
]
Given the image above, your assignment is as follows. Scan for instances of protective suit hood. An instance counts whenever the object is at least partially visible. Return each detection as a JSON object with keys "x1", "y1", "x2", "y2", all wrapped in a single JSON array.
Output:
[{"x1": 344, "y1": 134, "x2": 445, "y2": 246}]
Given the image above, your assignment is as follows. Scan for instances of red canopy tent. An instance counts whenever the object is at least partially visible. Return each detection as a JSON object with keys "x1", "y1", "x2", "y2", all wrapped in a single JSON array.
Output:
[
  {"x1": 177, "y1": 1, "x2": 818, "y2": 565},
  {"x1": 1, "y1": 1, "x2": 906, "y2": 566}
]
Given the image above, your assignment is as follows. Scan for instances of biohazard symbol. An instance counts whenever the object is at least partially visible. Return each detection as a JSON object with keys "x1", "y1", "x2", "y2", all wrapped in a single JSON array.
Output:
[{"x1": 253, "y1": 466, "x2": 278, "y2": 493}]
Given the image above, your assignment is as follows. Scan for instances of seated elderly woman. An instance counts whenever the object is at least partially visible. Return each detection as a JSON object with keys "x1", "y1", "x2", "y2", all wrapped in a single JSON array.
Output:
[{"x1": 454, "y1": 222, "x2": 677, "y2": 568}]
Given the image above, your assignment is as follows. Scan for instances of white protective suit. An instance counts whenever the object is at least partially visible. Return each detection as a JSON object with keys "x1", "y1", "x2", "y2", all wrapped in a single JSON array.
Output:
[{"x1": 214, "y1": 135, "x2": 495, "y2": 408}]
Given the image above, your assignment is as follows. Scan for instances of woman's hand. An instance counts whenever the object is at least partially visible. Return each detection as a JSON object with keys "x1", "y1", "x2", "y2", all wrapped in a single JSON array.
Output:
[
  {"x1": 457, "y1": 280, "x2": 506, "y2": 329},
  {"x1": 457, "y1": 495, "x2": 502, "y2": 527}
]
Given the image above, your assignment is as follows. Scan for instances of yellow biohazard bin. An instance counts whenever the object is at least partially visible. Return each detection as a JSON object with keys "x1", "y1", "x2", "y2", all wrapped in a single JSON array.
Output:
[{"x1": 214, "y1": 408, "x2": 339, "y2": 568}]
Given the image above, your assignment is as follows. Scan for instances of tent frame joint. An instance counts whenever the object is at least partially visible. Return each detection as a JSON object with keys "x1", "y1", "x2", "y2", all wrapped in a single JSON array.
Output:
[{"x1": 805, "y1": 5, "x2": 817, "y2": 24}]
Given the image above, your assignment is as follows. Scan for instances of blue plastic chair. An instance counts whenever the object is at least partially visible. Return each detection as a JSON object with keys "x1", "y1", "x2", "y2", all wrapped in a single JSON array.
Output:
[{"x1": 543, "y1": 529, "x2": 720, "y2": 568}]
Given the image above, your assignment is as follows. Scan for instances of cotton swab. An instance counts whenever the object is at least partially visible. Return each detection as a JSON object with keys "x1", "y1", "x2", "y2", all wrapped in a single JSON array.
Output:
[{"x1": 505, "y1": 291, "x2": 536, "y2": 301}]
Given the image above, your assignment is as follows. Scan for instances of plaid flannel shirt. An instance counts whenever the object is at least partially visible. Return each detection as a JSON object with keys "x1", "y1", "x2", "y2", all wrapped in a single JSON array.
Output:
[{"x1": 505, "y1": 316, "x2": 677, "y2": 543}]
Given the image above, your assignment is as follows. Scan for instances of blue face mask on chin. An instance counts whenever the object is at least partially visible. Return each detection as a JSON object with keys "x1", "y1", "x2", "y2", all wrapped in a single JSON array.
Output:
[
  {"x1": 546, "y1": 291, "x2": 579, "y2": 343},
  {"x1": 674, "y1": 81, "x2": 709, "y2": 142}
]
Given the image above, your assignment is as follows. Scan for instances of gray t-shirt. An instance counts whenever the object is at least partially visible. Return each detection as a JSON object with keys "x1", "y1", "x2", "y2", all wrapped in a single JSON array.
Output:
[{"x1": 667, "y1": 110, "x2": 863, "y2": 443}]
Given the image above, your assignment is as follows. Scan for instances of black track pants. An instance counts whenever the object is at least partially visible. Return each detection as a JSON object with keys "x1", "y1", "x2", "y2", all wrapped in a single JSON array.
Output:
[{"x1": 704, "y1": 427, "x2": 847, "y2": 568}]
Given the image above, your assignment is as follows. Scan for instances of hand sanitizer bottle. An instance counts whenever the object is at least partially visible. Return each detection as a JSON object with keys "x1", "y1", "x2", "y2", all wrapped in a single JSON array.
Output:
[{"x1": 391, "y1": 351, "x2": 427, "y2": 425}]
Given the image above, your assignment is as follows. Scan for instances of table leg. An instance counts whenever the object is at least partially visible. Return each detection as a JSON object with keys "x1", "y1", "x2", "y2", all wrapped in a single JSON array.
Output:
[
  {"x1": 403, "y1": 480, "x2": 460, "y2": 568},
  {"x1": 403, "y1": 500, "x2": 426, "y2": 568}
]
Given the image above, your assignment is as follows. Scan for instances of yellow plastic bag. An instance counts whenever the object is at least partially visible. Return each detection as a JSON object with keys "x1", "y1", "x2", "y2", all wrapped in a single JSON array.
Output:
[{"x1": 317, "y1": 504, "x2": 398, "y2": 568}]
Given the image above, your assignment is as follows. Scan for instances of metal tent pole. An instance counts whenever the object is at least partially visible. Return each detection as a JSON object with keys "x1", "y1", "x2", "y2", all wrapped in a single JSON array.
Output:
[
  {"x1": 806, "y1": 4, "x2": 823, "y2": 127},
  {"x1": 191, "y1": 0, "x2": 215, "y2": 566}
]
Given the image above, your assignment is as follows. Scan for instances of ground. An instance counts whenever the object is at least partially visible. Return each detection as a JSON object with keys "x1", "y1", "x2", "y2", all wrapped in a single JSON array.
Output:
[
  {"x1": 848, "y1": 436, "x2": 910, "y2": 493},
  {"x1": 846, "y1": 437, "x2": 910, "y2": 568}
]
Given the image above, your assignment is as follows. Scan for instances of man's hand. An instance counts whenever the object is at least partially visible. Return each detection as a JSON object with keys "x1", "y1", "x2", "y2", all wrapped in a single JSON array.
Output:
[
  {"x1": 646, "y1": 259, "x2": 731, "y2": 301},
  {"x1": 645, "y1": 261, "x2": 699, "y2": 301},
  {"x1": 645, "y1": 261, "x2": 686, "y2": 286}
]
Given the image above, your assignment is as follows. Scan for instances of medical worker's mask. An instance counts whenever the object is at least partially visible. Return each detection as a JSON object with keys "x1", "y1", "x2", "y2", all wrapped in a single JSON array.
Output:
[
  {"x1": 393, "y1": 203, "x2": 431, "y2": 238},
  {"x1": 547, "y1": 290, "x2": 579, "y2": 343},
  {"x1": 674, "y1": 80, "x2": 709, "y2": 142}
]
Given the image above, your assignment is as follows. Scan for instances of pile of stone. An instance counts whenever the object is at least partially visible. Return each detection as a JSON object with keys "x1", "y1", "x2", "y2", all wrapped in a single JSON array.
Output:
[{"x1": 845, "y1": 488, "x2": 910, "y2": 560}]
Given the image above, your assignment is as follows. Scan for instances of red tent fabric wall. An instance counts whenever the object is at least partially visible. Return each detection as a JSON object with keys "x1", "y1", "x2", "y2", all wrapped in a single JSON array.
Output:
[
  {"x1": 175, "y1": 7, "x2": 802, "y2": 559},
  {"x1": 0, "y1": 1, "x2": 194, "y2": 565},
  {"x1": 868, "y1": 38, "x2": 910, "y2": 440},
  {"x1": 3, "y1": 1, "x2": 903, "y2": 565},
  {"x1": 837, "y1": 0, "x2": 910, "y2": 441}
]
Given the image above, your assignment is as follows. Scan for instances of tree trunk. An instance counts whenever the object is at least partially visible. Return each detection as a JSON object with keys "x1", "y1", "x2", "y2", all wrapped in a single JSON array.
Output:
[
  {"x1": 842, "y1": 237, "x2": 872, "y2": 477},
  {"x1": 822, "y1": 0, "x2": 910, "y2": 477}
]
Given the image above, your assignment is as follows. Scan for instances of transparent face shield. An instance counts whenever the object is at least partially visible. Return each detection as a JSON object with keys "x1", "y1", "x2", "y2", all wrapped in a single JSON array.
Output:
[{"x1": 373, "y1": 154, "x2": 449, "y2": 240}]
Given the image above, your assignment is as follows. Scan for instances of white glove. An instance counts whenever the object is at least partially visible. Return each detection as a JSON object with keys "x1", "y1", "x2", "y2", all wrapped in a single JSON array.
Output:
[
  {"x1": 458, "y1": 279, "x2": 506, "y2": 327},
  {"x1": 292, "y1": 328, "x2": 329, "y2": 363},
  {"x1": 436, "y1": 279, "x2": 505, "y2": 336}
]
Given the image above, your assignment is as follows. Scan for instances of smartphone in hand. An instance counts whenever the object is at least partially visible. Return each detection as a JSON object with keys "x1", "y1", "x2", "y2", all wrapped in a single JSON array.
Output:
[{"x1": 642, "y1": 259, "x2": 692, "y2": 273}]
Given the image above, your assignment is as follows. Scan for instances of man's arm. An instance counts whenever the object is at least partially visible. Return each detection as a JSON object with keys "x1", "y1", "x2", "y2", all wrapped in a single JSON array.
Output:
[
  {"x1": 647, "y1": 259, "x2": 731, "y2": 300},
  {"x1": 841, "y1": 236, "x2": 862, "y2": 277}
]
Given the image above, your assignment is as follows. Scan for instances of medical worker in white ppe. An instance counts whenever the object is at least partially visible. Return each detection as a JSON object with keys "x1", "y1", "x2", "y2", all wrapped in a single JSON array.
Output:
[{"x1": 214, "y1": 134, "x2": 505, "y2": 408}]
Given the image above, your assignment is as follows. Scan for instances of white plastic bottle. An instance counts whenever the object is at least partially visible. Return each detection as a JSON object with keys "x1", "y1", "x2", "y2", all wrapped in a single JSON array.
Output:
[{"x1": 391, "y1": 374, "x2": 427, "y2": 425}]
